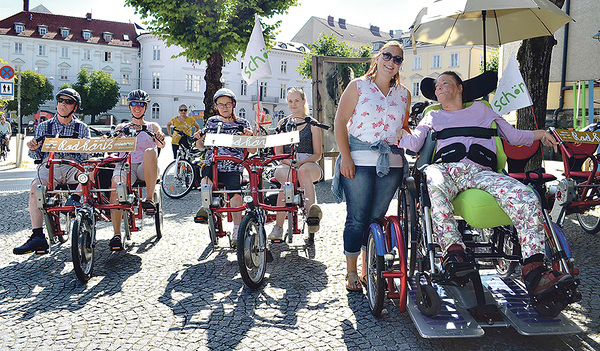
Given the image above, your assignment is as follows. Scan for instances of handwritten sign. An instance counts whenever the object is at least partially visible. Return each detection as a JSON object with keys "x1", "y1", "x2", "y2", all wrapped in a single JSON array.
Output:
[
  {"x1": 203, "y1": 131, "x2": 300, "y2": 148},
  {"x1": 41, "y1": 137, "x2": 137, "y2": 153},
  {"x1": 553, "y1": 129, "x2": 600, "y2": 144}
]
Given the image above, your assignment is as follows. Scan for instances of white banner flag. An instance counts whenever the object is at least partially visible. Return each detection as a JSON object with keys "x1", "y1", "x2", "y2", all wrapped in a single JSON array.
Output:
[
  {"x1": 491, "y1": 55, "x2": 532, "y2": 115},
  {"x1": 242, "y1": 16, "x2": 272, "y2": 85}
]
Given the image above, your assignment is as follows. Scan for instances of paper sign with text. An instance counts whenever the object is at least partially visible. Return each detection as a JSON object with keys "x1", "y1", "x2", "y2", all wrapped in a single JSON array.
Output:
[
  {"x1": 203, "y1": 131, "x2": 299, "y2": 149},
  {"x1": 553, "y1": 129, "x2": 600, "y2": 144},
  {"x1": 41, "y1": 137, "x2": 137, "y2": 153}
]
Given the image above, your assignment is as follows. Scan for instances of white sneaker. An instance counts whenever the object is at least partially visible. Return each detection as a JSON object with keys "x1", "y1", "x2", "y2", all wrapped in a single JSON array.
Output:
[
  {"x1": 268, "y1": 225, "x2": 284, "y2": 241},
  {"x1": 307, "y1": 204, "x2": 322, "y2": 233}
]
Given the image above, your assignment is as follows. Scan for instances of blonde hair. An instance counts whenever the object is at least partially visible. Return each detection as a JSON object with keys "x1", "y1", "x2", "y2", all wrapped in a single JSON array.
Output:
[
  {"x1": 364, "y1": 41, "x2": 403, "y2": 88},
  {"x1": 286, "y1": 87, "x2": 310, "y2": 116}
]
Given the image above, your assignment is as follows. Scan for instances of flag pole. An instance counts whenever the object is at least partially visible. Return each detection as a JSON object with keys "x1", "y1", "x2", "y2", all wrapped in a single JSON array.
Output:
[{"x1": 256, "y1": 80, "x2": 261, "y2": 135}]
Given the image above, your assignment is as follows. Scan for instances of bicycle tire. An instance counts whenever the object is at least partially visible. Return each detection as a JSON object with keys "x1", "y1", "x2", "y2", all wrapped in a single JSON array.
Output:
[
  {"x1": 71, "y1": 211, "x2": 95, "y2": 283},
  {"x1": 161, "y1": 159, "x2": 195, "y2": 199},
  {"x1": 237, "y1": 213, "x2": 267, "y2": 289},
  {"x1": 154, "y1": 189, "x2": 163, "y2": 240},
  {"x1": 403, "y1": 189, "x2": 420, "y2": 278},
  {"x1": 576, "y1": 210, "x2": 600, "y2": 234},
  {"x1": 366, "y1": 229, "x2": 386, "y2": 317}
]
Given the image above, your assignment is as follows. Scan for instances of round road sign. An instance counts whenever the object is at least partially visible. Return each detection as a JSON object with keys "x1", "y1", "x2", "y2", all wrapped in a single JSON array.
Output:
[{"x1": 0, "y1": 66, "x2": 14, "y2": 80}]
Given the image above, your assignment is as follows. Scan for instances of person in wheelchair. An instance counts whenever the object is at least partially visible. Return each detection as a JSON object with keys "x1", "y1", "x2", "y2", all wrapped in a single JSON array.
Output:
[
  {"x1": 193, "y1": 88, "x2": 254, "y2": 245},
  {"x1": 14, "y1": 88, "x2": 91, "y2": 255},
  {"x1": 109, "y1": 89, "x2": 165, "y2": 250},
  {"x1": 268, "y1": 87, "x2": 323, "y2": 241},
  {"x1": 396, "y1": 71, "x2": 572, "y2": 301}
]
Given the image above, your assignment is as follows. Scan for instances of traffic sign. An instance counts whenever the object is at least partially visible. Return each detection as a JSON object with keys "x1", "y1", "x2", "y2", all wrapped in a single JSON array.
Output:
[
  {"x1": 0, "y1": 80, "x2": 14, "y2": 100},
  {"x1": 0, "y1": 66, "x2": 14, "y2": 80}
]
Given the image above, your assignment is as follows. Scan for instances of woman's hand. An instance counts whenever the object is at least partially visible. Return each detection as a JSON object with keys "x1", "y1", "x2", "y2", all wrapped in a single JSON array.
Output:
[
  {"x1": 535, "y1": 130, "x2": 558, "y2": 152},
  {"x1": 340, "y1": 156, "x2": 356, "y2": 179}
]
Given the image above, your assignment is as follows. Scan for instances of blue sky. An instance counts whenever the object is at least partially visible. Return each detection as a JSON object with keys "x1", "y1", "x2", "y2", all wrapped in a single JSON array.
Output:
[{"x1": 1, "y1": 0, "x2": 425, "y2": 42}]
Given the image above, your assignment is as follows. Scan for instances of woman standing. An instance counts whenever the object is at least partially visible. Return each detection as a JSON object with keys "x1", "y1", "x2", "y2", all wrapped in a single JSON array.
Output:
[
  {"x1": 268, "y1": 87, "x2": 323, "y2": 241},
  {"x1": 166, "y1": 104, "x2": 200, "y2": 158},
  {"x1": 332, "y1": 41, "x2": 411, "y2": 292}
]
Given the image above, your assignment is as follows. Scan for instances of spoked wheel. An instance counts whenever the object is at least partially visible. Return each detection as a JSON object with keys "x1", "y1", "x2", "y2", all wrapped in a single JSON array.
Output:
[
  {"x1": 58, "y1": 212, "x2": 71, "y2": 243},
  {"x1": 237, "y1": 214, "x2": 267, "y2": 289},
  {"x1": 532, "y1": 300, "x2": 564, "y2": 319},
  {"x1": 161, "y1": 159, "x2": 195, "y2": 199},
  {"x1": 576, "y1": 208, "x2": 600, "y2": 234},
  {"x1": 493, "y1": 227, "x2": 520, "y2": 277},
  {"x1": 207, "y1": 210, "x2": 218, "y2": 246},
  {"x1": 366, "y1": 229, "x2": 386, "y2": 317},
  {"x1": 71, "y1": 211, "x2": 95, "y2": 283},
  {"x1": 154, "y1": 189, "x2": 163, "y2": 240},
  {"x1": 43, "y1": 212, "x2": 59, "y2": 245},
  {"x1": 416, "y1": 284, "x2": 441, "y2": 318},
  {"x1": 404, "y1": 190, "x2": 420, "y2": 278}
]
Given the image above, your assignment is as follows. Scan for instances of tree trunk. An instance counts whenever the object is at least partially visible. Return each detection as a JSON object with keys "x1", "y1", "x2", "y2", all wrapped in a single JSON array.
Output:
[
  {"x1": 203, "y1": 52, "x2": 224, "y2": 121},
  {"x1": 515, "y1": 0, "x2": 564, "y2": 170}
]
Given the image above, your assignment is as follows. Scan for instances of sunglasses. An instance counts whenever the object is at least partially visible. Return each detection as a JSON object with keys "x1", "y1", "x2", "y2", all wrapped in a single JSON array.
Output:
[
  {"x1": 130, "y1": 101, "x2": 147, "y2": 107},
  {"x1": 57, "y1": 97, "x2": 76, "y2": 105},
  {"x1": 381, "y1": 52, "x2": 404, "y2": 65},
  {"x1": 179, "y1": 109, "x2": 188, "y2": 112}
]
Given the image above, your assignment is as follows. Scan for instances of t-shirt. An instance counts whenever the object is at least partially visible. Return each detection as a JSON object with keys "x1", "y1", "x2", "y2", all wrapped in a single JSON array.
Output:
[
  {"x1": 169, "y1": 116, "x2": 196, "y2": 145},
  {"x1": 202, "y1": 116, "x2": 251, "y2": 173},
  {"x1": 0, "y1": 122, "x2": 10, "y2": 135}
]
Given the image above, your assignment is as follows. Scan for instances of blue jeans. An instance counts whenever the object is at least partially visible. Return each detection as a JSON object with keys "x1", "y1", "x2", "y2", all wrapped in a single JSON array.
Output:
[{"x1": 341, "y1": 166, "x2": 403, "y2": 257}]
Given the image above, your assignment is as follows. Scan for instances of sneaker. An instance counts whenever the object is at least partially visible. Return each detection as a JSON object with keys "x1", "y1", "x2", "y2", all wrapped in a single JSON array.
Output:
[
  {"x1": 194, "y1": 207, "x2": 209, "y2": 224},
  {"x1": 109, "y1": 235, "x2": 123, "y2": 251},
  {"x1": 268, "y1": 225, "x2": 284, "y2": 241},
  {"x1": 64, "y1": 195, "x2": 81, "y2": 207},
  {"x1": 13, "y1": 235, "x2": 49, "y2": 255},
  {"x1": 307, "y1": 204, "x2": 322, "y2": 233},
  {"x1": 522, "y1": 261, "x2": 573, "y2": 296}
]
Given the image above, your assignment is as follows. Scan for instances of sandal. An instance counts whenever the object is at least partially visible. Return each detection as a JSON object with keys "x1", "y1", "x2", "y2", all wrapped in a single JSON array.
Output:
[{"x1": 346, "y1": 272, "x2": 363, "y2": 292}]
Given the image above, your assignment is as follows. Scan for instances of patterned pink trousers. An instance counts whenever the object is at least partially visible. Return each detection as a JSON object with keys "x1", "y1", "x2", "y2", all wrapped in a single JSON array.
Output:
[{"x1": 425, "y1": 162, "x2": 545, "y2": 259}]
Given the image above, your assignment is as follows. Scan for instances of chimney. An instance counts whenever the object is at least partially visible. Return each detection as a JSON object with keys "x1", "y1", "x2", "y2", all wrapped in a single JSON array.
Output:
[
  {"x1": 389, "y1": 30, "x2": 394, "y2": 38},
  {"x1": 86, "y1": 13, "x2": 92, "y2": 21},
  {"x1": 327, "y1": 16, "x2": 334, "y2": 26},
  {"x1": 23, "y1": 0, "x2": 29, "y2": 11},
  {"x1": 339, "y1": 18, "x2": 346, "y2": 29},
  {"x1": 370, "y1": 25, "x2": 380, "y2": 36}
]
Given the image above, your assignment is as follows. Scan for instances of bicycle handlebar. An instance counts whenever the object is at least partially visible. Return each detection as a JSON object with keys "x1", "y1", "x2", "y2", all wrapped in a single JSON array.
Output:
[{"x1": 275, "y1": 117, "x2": 330, "y2": 134}]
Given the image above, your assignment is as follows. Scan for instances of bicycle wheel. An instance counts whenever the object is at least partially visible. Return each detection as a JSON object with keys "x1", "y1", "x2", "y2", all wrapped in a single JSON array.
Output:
[
  {"x1": 161, "y1": 159, "x2": 195, "y2": 199},
  {"x1": 71, "y1": 211, "x2": 95, "y2": 283},
  {"x1": 404, "y1": 189, "x2": 420, "y2": 278},
  {"x1": 237, "y1": 214, "x2": 267, "y2": 289},
  {"x1": 154, "y1": 189, "x2": 163, "y2": 240},
  {"x1": 576, "y1": 209, "x2": 600, "y2": 234},
  {"x1": 366, "y1": 229, "x2": 386, "y2": 317}
]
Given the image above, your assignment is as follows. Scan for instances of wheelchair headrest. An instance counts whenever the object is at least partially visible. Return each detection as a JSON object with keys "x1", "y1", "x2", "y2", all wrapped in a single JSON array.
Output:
[{"x1": 420, "y1": 71, "x2": 498, "y2": 103}]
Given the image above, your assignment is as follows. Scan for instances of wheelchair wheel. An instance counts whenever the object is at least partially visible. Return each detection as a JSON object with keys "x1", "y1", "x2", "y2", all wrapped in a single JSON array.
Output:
[
  {"x1": 237, "y1": 214, "x2": 267, "y2": 289},
  {"x1": 576, "y1": 210, "x2": 600, "y2": 234},
  {"x1": 416, "y1": 284, "x2": 441, "y2": 318},
  {"x1": 161, "y1": 159, "x2": 195, "y2": 199},
  {"x1": 493, "y1": 227, "x2": 519, "y2": 277},
  {"x1": 401, "y1": 188, "x2": 421, "y2": 278},
  {"x1": 366, "y1": 229, "x2": 385, "y2": 317},
  {"x1": 43, "y1": 212, "x2": 59, "y2": 245},
  {"x1": 154, "y1": 189, "x2": 163, "y2": 240},
  {"x1": 71, "y1": 211, "x2": 95, "y2": 283}
]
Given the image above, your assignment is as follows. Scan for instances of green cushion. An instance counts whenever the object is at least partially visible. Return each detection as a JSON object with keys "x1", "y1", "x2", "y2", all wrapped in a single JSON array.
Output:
[{"x1": 452, "y1": 189, "x2": 512, "y2": 228}]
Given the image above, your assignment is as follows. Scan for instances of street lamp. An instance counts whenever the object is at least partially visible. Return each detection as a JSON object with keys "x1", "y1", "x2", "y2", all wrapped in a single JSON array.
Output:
[{"x1": 593, "y1": 30, "x2": 600, "y2": 43}]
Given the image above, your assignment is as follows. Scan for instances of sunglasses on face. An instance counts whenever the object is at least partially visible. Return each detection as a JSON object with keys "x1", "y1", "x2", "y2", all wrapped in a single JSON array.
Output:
[
  {"x1": 57, "y1": 97, "x2": 76, "y2": 105},
  {"x1": 216, "y1": 102, "x2": 233, "y2": 109},
  {"x1": 381, "y1": 52, "x2": 404, "y2": 65},
  {"x1": 130, "y1": 101, "x2": 147, "y2": 107},
  {"x1": 179, "y1": 109, "x2": 187, "y2": 112}
]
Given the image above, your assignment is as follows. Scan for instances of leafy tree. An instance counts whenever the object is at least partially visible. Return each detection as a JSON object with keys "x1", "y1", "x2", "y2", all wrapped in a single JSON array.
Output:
[
  {"x1": 4, "y1": 70, "x2": 53, "y2": 117},
  {"x1": 125, "y1": 0, "x2": 298, "y2": 119},
  {"x1": 479, "y1": 48, "x2": 499, "y2": 74},
  {"x1": 72, "y1": 69, "x2": 120, "y2": 124},
  {"x1": 516, "y1": 0, "x2": 565, "y2": 168}
]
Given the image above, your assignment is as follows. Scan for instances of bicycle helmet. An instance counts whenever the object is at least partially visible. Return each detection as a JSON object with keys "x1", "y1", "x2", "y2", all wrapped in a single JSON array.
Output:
[
  {"x1": 127, "y1": 89, "x2": 151, "y2": 103},
  {"x1": 56, "y1": 88, "x2": 81, "y2": 109},
  {"x1": 213, "y1": 88, "x2": 236, "y2": 105}
]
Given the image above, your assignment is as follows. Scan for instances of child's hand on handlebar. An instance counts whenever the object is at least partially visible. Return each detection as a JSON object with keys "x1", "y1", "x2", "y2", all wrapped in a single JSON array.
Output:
[{"x1": 241, "y1": 128, "x2": 253, "y2": 136}]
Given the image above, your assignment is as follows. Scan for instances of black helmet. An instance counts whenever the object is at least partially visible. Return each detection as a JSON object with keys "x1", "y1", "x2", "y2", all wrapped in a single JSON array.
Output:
[
  {"x1": 213, "y1": 88, "x2": 236, "y2": 104},
  {"x1": 56, "y1": 88, "x2": 81, "y2": 108},
  {"x1": 127, "y1": 89, "x2": 151, "y2": 103}
]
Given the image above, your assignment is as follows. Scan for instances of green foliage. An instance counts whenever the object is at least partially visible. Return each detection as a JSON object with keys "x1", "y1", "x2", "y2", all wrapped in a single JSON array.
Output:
[
  {"x1": 72, "y1": 69, "x2": 120, "y2": 124},
  {"x1": 479, "y1": 48, "x2": 499, "y2": 74},
  {"x1": 4, "y1": 70, "x2": 53, "y2": 116},
  {"x1": 125, "y1": 0, "x2": 298, "y2": 118},
  {"x1": 297, "y1": 33, "x2": 372, "y2": 80}
]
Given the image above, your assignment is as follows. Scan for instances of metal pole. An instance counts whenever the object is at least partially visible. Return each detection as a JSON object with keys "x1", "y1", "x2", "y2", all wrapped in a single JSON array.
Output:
[{"x1": 15, "y1": 66, "x2": 23, "y2": 167}]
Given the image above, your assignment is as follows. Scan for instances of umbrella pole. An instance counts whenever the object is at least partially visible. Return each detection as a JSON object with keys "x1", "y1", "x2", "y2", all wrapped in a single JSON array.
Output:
[{"x1": 482, "y1": 10, "x2": 487, "y2": 71}]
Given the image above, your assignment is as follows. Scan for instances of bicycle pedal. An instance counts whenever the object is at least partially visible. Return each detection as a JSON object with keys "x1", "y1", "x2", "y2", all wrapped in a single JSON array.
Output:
[
  {"x1": 144, "y1": 209, "x2": 157, "y2": 216},
  {"x1": 270, "y1": 239, "x2": 283, "y2": 244}
]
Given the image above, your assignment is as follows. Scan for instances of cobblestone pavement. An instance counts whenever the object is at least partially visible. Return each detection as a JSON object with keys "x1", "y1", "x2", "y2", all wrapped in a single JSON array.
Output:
[{"x1": 0, "y1": 145, "x2": 599, "y2": 350}]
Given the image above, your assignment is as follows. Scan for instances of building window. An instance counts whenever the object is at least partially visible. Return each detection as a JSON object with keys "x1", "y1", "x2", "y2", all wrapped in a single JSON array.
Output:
[
  {"x1": 83, "y1": 49, "x2": 91, "y2": 60},
  {"x1": 259, "y1": 82, "x2": 267, "y2": 100},
  {"x1": 121, "y1": 95, "x2": 128, "y2": 105},
  {"x1": 82, "y1": 30, "x2": 92, "y2": 40},
  {"x1": 153, "y1": 45, "x2": 161, "y2": 61},
  {"x1": 280, "y1": 84, "x2": 286, "y2": 99},
  {"x1": 61, "y1": 47, "x2": 69, "y2": 58},
  {"x1": 186, "y1": 58, "x2": 198, "y2": 64},
  {"x1": 123, "y1": 34, "x2": 130, "y2": 41},
  {"x1": 38, "y1": 25, "x2": 47, "y2": 35},
  {"x1": 152, "y1": 72, "x2": 160, "y2": 89},
  {"x1": 35, "y1": 66, "x2": 46, "y2": 75},
  {"x1": 60, "y1": 28, "x2": 70, "y2": 38},
  {"x1": 413, "y1": 82, "x2": 420, "y2": 97},
  {"x1": 104, "y1": 52, "x2": 112, "y2": 62},
  {"x1": 193, "y1": 76, "x2": 201, "y2": 92},
  {"x1": 60, "y1": 68, "x2": 69, "y2": 80},
  {"x1": 280, "y1": 61, "x2": 287, "y2": 74},
  {"x1": 122, "y1": 54, "x2": 130, "y2": 64},
  {"x1": 373, "y1": 42, "x2": 383, "y2": 51},
  {"x1": 151, "y1": 103, "x2": 160, "y2": 119},
  {"x1": 240, "y1": 80, "x2": 247, "y2": 96},
  {"x1": 277, "y1": 110, "x2": 285, "y2": 119},
  {"x1": 122, "y1": 74, "x2": 130, "y2": 85},
  {"x1": 432, "y1": 54, "x2": 441, "y2": 69},
  {"x1": 450, "y1": 53, "x2": 459, "y2": 67},
  {"x1": 15, "y1": 23, "x2": 25, "y2": 33},
  {"x1": 413, "y1": 56, "x2": 422, "y2": 70},
  {"x1": 239, "y1": 108, "x2": 246, "y2": 119},
  {"x1": 14, "y1": 42, "x2": 23, "y2": 54},
  {"x1": 103, "y1": 32, "x2": 112, "y2": 42},
  {"x1": 37, "y1": 45, "x2": 46, "y2": 56},
  {"x1": 185, "y1": 74, "x2": 193, "y2": 91}
]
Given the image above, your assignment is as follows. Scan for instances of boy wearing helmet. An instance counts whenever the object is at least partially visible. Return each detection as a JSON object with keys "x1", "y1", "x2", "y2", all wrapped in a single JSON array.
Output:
[
  {"x1": 193, "y1": 88, "x2": 254, "y2": 247},
  {"x1": 108, "y1": 89, "x2": 165, "y2": 250},
  {"x1": 14, "y1": 88, "x2": 91, "y2": 255}
]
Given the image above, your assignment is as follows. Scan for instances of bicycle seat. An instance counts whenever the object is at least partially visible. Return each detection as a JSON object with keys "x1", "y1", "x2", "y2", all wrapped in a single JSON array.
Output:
[{"x1": 502, "y1": 140, "x2": 556, "y2": 184}]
